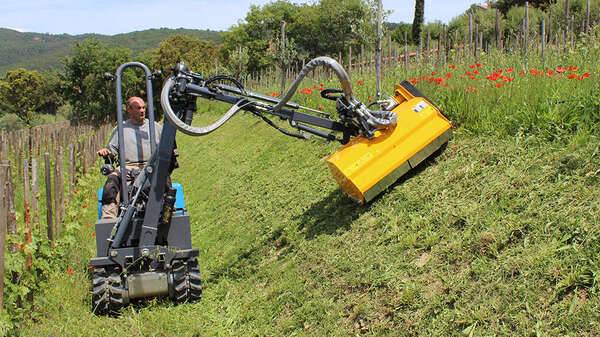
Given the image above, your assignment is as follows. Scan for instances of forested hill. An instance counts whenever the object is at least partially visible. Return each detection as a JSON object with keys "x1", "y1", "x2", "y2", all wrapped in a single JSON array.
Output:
[{"x1": 0, "y1": 27, "x2": 223, "y2": 74}]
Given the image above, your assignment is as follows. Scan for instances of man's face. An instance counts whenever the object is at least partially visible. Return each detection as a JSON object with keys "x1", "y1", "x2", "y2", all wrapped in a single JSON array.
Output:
[{"x1": 127, "y1": 98, "x2": 146, "y2": 124}]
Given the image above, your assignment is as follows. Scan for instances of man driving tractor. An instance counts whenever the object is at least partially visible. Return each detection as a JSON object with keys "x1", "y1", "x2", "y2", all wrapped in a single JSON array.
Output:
[{"x1": 97, "y1": 96, "x2": 162, "y2": 219}]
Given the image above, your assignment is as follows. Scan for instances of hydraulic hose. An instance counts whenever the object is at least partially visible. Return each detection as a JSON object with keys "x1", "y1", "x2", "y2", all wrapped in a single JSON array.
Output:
[
  {"x1": 272, "y1": 56, "x2": 397, "y2": 129},
  {"x1": 161, "y1": 76, "x2": 251, "y2": 136},
  {"x1": 273, "y1": 56, "x2": 354, "y2": 111}
]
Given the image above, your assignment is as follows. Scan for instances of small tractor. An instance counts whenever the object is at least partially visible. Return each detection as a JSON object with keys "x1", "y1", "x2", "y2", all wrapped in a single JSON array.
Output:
[{"x1": 90, "y1": 57, "x2": 451, "y2": 314}]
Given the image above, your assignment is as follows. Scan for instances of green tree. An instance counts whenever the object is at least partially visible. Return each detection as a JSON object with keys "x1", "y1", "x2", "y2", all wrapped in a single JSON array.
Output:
[
  {"x1": 492, "y1": 0, "x2": 553, "y2": 15},
  {"x1": 149, "y1": 35, "x2": 224, "y2": 76},
  {"x1": 548, "y1": 0, "x2": 600, "y2": 34},
  {"x1": 223, "y1": 0, "x2": 377, "y2": 74},
  {"x1": 412, "y1": 0, "x2": 425, "y2": 44},
  {"x1": 504, "y1": 5, "x2": 547, "y2": 38},
  {"x1": 391, "y1": 23, "x2": 412, "y2": 45},
  {"x1": 223, "y1": 1, "x2": 301, "y2": 74},
  {"x1": 448, "y1": 6, "x2": 504, "y2": 44},
  {"x1": 38, "y1": 71, "x2": 64, "y2": 116},
  {"x1": 0, "y1": 68, "x2": 44, "y2": 127},
  {"x1": 61, "y1": 39, "x2": 131, "y2": 124}
]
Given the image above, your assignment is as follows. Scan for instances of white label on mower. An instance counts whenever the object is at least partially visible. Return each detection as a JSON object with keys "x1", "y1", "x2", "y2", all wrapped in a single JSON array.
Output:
[{"x1": 412, "y1": 100, "x2": 428, "y2": 113}]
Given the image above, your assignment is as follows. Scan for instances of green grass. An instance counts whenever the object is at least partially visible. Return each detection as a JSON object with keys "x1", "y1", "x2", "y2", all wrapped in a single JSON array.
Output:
[{"x1": 17, "y1": 39, "x2": 600, "y2": 335}]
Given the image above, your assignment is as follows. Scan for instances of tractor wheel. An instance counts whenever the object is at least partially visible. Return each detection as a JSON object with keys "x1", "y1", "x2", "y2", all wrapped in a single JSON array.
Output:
[
  {"x1": 91, "y1": 266, "x2": 127, "y2": 315},
  {"x1": 171, "y1": 258, "x2": 202, "y2": 304},
  {"x1": 92, "y1": 267, "x2": 109, "y2": 315}
]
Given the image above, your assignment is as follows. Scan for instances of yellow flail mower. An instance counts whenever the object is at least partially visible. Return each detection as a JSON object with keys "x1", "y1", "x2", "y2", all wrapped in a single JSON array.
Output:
[{"x1": 161, "y1": 56, "x2": 452, "y2": 204}]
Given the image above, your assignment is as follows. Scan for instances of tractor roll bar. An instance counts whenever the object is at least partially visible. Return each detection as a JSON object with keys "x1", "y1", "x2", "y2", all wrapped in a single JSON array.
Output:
[{"x1": 114, "y1": 62, "x2": 157, "y2": 206}]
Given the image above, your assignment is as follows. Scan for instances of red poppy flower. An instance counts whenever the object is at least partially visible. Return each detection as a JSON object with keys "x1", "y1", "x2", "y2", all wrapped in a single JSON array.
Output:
[
  {"x1": 442, "y1": 83, "x2": 448, "y2": 87},
  {"x1": 313, "y1": 85, "x2": 317, "y2": 89},
  {"x1": 320, "y1": 83, "x2": 324, "y2": 86},
  {"x1": 496, "y1": 83, "x2": 503, "y2": 88},
  {"x1": 357, "y1": 80, "x2": 363, "y2": 86},
  {"x1": 469, "y1": 76, "x2": 476, "y2": 80},
  {"x1": 506, "y1": 68, "x2": 514, "y2": 73},
  {"x1": 474, "y1": 70, "x2": 480, "y2": 74},
  {"x1": 577, "y1": 76, "x2": 582, "y2": 80},
  {"x1": 87, "y1": 223, "x2": 90, "y2": 227},
  {"x1": 469, "y1": 64, "x2": 475, "y2": 68},
  {"x1": 92, "y1": 233, "x2": 96, "y2": 237},
  {"x1": 547, "y1": 70, "x2": 554, "y2": 75},
  {"x1": 431, "y1": 72, "x2": 437, "y2": 75},
  {"x1": 496, "y1": 69, "x2": 503, "y2": 73},
  {"x1": 583, "y1": 73, "x2": 590, "y2": 78},
  {"x1": 411, "y1": 78, "x2": 418, "y2": 84},
  {"x1": 519, "y1": 70, "x2": 526, "y2": 75},
  {"x1": 449, "y1": 64, "x2": 456, "y2": 69},
  {"x1": 556, "y1": 67, "x2": 566, "y2": 73},
  {"x1": 445, "y1": 73, "x2": 452, "y2": 79},
  {"x1": 88, "y1": 266, "x2": 94, "y2": 270},
  {"x1": 568, "y1": 74, "x2": 576, "y2": 79},
  {"x1": 67, "y1": 268, "x2": 73, "y2": 275},
  {"x1": 83, "y1": 205, "x2": 87, "y2": 209},
  {"x1": 449, "y1": 86, "x2": 454, "y2": 90},
  {"x1": 476, "y1": 63, "x2": 482, "y2": 67},
  {"x1": 318, "y1": 105, "x2": 323, "y2": 110}
]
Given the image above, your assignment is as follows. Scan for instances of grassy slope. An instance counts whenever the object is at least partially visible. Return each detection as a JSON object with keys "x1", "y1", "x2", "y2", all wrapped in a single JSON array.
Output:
[
  {"x1": 23, "y1": 109, "x2": 600, "y2": 336},
  {"x1": 21, "y1": 41, "x2": 600, "y2": 335}
]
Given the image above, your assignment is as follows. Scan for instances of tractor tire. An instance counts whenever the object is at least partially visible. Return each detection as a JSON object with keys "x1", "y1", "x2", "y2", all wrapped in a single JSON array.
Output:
[
  {"x1": 171, "y1": 258, "x2": 202, "y2": 304},
  {"x1": 91, "y1": 266, "x2": 127, "y2": 315}
]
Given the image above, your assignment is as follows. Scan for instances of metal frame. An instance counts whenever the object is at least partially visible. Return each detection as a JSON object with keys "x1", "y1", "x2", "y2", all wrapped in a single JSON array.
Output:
[{"x1": 114, "y1": 62, "x2": 157, "y2": 206}]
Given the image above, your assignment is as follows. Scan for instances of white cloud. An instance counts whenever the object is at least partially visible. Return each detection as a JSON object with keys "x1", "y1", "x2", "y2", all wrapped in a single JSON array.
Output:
[{"x1": 2, "y1": 26, "x2": 28, "y2": 32}]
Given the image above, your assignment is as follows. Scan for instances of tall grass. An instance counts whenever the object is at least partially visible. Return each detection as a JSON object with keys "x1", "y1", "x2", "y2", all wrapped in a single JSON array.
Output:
[{"x1": 17, "y1": 33, "x2": 600, "y2": 336}]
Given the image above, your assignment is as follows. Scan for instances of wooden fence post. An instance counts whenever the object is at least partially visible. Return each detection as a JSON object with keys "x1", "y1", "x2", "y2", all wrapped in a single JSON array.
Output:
[
  {"x1": 565, "y1": 0, "x2": 570, "y2": 37},
  {"x1": 586, "y1": 0, "x2": 590, "y2": 34},
  {"x1": 0, "y1": 163, "x2": 7, "y2": 313},
  {"x1": 496, "y1": 9, "x2": 500, "y2": 49},
  {"x1": 542, "y1": 19, "x2": 546, "y2": 65},
  {"x1": 348, "y1": 45, "x2": 352, "y2": 76},
  {"x1": 469, "y1": 10, "x2": 473, "y2": 51},
  {"x1": 474, "y1": 25, "x2": 479, "y2": 59},
  {"x1": 23, "y1": 159, "x2": 32, "y2": 271},
  {"x1": 548, "y1": 8, "x2": 553, "y2": 45},
  {"x1": 427, "y1": 29, "x2": 431, "y2": 64},
  {"x1": 6, "y1": 163, "x2": 16, "y2": 254},
  {"x1": 31, "y1": 158, "x2": 38, "y2": 229},
  {"x1": 375, "y1": 0, "x2": 382, "y2": 98},
  {"x1": 404, "y1": 31, "x2": 409, "y2": 69},
  {"x1": 69, "y1": 145, "x2": 74, "y2": 200},
  {"x1": 44, "y1": 153, "x2": 54, "y2": 247}
]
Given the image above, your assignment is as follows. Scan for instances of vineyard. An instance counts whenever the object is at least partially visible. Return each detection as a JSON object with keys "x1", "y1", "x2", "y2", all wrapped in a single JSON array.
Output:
[{"x1": 1, "y1": 7, "x2": 600, "y2": 337}]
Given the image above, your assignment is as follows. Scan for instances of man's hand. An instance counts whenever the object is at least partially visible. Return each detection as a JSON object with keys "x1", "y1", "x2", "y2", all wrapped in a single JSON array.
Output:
[{"x1": 97, "y1": 148, "x2": 112, "y2": 157}]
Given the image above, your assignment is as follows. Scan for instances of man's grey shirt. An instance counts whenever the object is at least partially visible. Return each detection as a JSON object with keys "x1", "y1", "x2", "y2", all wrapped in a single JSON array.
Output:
[{"x1": 106, "y1": 119, "x2": 162, "y2": 165}]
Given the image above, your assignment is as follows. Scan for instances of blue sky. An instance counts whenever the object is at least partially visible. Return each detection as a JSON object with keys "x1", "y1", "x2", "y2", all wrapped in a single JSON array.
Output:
[{"x1": 1, "y1": 0, "x2": 479, "y2": 35}]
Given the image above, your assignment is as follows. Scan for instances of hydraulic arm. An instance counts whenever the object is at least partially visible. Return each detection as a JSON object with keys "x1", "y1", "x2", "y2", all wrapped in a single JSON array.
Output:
[{"x1": 160, "y1": 56, "x2": 452, "y2": 204}]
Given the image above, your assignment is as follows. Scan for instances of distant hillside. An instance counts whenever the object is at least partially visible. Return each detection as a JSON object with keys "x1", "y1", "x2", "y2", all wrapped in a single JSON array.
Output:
[{"x1": 0, "y1": 28, "x2": 223, "y2": 74}]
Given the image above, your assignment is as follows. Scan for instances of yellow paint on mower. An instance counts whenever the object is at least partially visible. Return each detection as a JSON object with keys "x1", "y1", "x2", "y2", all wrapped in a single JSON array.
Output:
[{"x1": 326, "y1": 81, "x2": 452, "y2": 204}]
